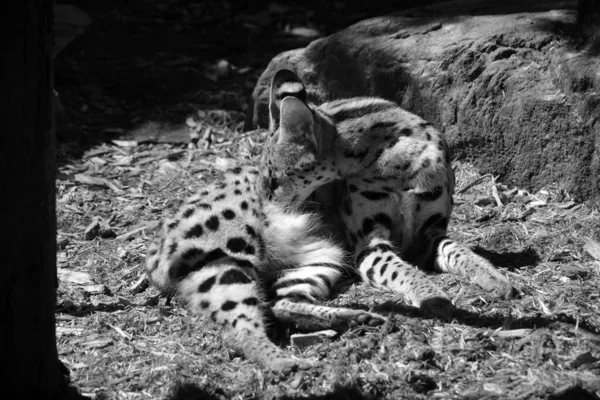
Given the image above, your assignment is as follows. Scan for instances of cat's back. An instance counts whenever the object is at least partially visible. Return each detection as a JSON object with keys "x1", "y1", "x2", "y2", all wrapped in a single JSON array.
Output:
[{"x1": 316, "y1": 97, "x2": 450, "y2": 189}]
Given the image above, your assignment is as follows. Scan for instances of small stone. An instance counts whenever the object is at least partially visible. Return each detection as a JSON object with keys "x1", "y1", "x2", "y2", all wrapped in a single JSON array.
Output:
[{"x1": 290, "y1": 330, "x2": 337, "y2": 349}]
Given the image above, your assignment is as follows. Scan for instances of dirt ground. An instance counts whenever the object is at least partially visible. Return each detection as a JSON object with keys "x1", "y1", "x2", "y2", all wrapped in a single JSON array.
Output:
[{"x1": 55, "y1": 1, "x2": 600, "y2": 399}]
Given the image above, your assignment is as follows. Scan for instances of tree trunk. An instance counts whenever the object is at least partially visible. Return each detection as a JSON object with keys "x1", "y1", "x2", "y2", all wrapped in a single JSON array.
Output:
[{"x1": 0, "y1": 0, "x2": 63, "y2": 397}]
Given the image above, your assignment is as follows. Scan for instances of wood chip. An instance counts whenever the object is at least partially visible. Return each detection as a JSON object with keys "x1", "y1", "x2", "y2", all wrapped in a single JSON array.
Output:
[
  {"x1": 130, "y1": 276, "x2": 149, "y2": 294},
  {"x1": 112, "y1": 139, "x2": 138, "y2": 147},
  {"x1": 58, "y1": 269, "x2": 94, "y2": 285},
  {"x1": 84, "y1": 218, "x2": 115, "y2": 240},
  {"x1": 493, "y1": 329, "x2": 533, "y2": 338},
  {"x1": 583, "y1": 240, "x2": 600, "y2": 261},
  {"x1": 537, "y1": 297, "x2": 553, "y2": 315},
  {"x1": 109, "y1": 324, "x2": 132, "y2": 340},
  {"x1": 457, "y1": 173, "x2": 493, "y2": 194},
  {"x1": 74, "y1": 173, "x2": 124, "y2": 194},
  {"x1": 83, "y1": 147, "x2": 113, "y2": 158},
  {"x1": 492, "y1": 185, "x2": 504, "y2": 207},
  {"x1": 82, "y1": 339, "x2": 113, "y2": 349},
  {"x1": 561, "y1": 264, "x2": 590, "y2": 280},
  {"x1": 116, "y1": 226, "x2": 146, "y2": 241},
  {"x1": 555, "y1": 201, "x2": 578, "y2": 209},
  {"x1": 483, "y1": 382, "x2": 504, "y2": 395},
  {"x1": 290, "y1": 330, "x2": 337, "y2": 349},
  {"x1": 289, "y1": 372, "x2": 304, "y2": 389},
  {"x1": 83, "y1": 284, "x2": 108, "y2": 295},
  {"x1": 57, "y1": 236, "x2": 69, "y2": 249},
  {"x1": 570, "y1": 351, "x2": 600, "y2": 368},
  {"x1": 84, "y1": 219, "x2": 100, "y2": 240},
  {"x1": 56, "y1": 326, "x2": 85, "y2": 337}
]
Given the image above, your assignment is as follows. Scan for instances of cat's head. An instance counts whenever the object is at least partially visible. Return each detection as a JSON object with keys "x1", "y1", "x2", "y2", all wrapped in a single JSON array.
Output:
[{"x1": 260, "y1": 69, "x2": 338, "y2": 205}]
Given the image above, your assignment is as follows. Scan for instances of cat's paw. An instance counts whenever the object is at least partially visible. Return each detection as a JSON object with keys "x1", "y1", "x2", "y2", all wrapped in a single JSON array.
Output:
[
  {"x1": 348, "y1": 310, "x2": 387, "y2": 328},
  {"x1": 473, "y1": 270, "x2": 516, "y2": 299},
  {"x1": 488, "y1": 277, "x2": 516, "y2": 299}
]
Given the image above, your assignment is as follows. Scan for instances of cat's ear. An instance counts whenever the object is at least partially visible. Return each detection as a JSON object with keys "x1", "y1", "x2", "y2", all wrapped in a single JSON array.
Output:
[
  {"x1": 269, "y1": 69, "x2": 307, "y2": 129},
  {"x1": 278, "y1": 96, "x2": 313, "y2": 142}
]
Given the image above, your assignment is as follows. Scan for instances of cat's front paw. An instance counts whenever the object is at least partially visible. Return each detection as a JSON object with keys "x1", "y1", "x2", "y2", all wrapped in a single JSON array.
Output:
[
  {"x1": 488, "y1": 276, "x2": 516, "y2": 299},
  {"x1": 473, "y1": 270, "x2": 516, "y2": 299},
  {"x1": 348, "y1": 310, "x2": 387, "y2": 328}
]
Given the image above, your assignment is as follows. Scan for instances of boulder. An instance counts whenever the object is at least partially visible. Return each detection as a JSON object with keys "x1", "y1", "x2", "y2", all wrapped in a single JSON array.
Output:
[{"x1": 252, "y1": 0, "x2": 600, "y2": 202}]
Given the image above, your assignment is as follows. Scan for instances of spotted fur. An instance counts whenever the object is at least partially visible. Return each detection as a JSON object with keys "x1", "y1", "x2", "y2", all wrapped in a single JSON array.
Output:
[
  {"x1": 146, "y1": 83, "x2": 388, "y2": 372},
  {"x1": 147, "y1": 69, "x2": 514, "y2": 373},
  {"x1": 262, "y1": 69, "x2": 514, "y2": 315}
]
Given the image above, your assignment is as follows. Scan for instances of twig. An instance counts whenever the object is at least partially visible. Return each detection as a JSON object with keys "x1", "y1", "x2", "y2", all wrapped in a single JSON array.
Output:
[
  {"x1": 457, "y1": 173, "x2": 493, "y2": 194},
  {"x1": 492, "y1": 185, "x2": 504, "y2": 207}
]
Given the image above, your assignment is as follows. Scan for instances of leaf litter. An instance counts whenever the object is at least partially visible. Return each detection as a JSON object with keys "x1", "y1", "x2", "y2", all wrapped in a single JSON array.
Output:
[
  {"x1": 56, "y1": 110, "x2": 600, "y2": 400},
  {"x1": 54, "y1": 1, "x2": 600, "y2": 399}
]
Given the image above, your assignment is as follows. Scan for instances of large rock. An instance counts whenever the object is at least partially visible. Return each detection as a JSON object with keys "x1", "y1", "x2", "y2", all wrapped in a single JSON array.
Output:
[{"x1": 252, "y1": 0, "x2": 600, "y2": 202}]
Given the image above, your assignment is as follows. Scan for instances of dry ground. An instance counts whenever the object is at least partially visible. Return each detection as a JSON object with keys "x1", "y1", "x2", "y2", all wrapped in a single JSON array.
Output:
[
  {"x1": 56, "y1": 123, "x2": 600, "y2": 400},
  {"x1": 54, "y1": 1, "x2": 600, "y2": 399}
]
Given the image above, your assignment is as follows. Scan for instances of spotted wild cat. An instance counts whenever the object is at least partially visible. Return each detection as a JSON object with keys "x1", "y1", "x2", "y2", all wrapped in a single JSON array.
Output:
[
  {"x1": 261, "y1": 69, "x2": 514, "y2": 311},
  {"x1": 145, "y1": 68, "x2": 514, "y2": 373},
  {"x1": 145, "y1": 86, "x2": 387, "y2": 374}
]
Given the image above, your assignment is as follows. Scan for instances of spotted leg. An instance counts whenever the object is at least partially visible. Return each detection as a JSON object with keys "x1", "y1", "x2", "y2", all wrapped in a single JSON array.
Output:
[
  {"x1": 339, "y1": 179, "x2": 454, "y2": 317},
  {"x1": 403, "y1": 183, "x2": 515, "y2": 299},
  {"x1": 435, "y1": 239, "x2": 515, "y2": 298},
  {"x1": 270, "y1": 264, "x2": 387, "y2": 330},
  {"x1": 171, "y1": 260, "x2": 314, "y2": 373}
]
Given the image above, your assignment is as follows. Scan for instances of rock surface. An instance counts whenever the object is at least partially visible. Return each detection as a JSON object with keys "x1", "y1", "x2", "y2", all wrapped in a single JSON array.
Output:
[{"x1": 252, "y1": 0, "x2": 600, "y2": 202}]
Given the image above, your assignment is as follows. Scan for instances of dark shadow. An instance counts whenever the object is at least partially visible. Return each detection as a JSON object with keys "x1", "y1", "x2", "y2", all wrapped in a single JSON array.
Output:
[
  {"x1": 166, "y1": 382, "x2": 228, "y2": 400},
  {"x1": 56, "y1": 300, "x2": 128, "y2": 316},
  {"x1": 533, "y1": 16, "x2": 600, "y2": 57},
  {"x1": 376, "y1": 300, "x2": 600, "y2": 337},
  {"x1": 402, "y1": 0, "x2": 578, "y2": 17},
  {"x1": 167, "y1": 381, "x2": 369, "y2": 400},
  {"x1": 55, "y1": 0, "x2": 596, "y2": 164},
  {"x1": 58, "y1": 359, "x2": 93, "y2": 399},
  {"x1": 548, "y1": 384, "x2": 600, "y2": 400},
  {"x1": 54, "y1": 0, "x2": 448, "y2": 163},
  {"x1": 473, "y1": 246, "x2": 541, "y2": 270},
  {"x1": 278, "y1": 386, "x2": 368, "y2": 400}
]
